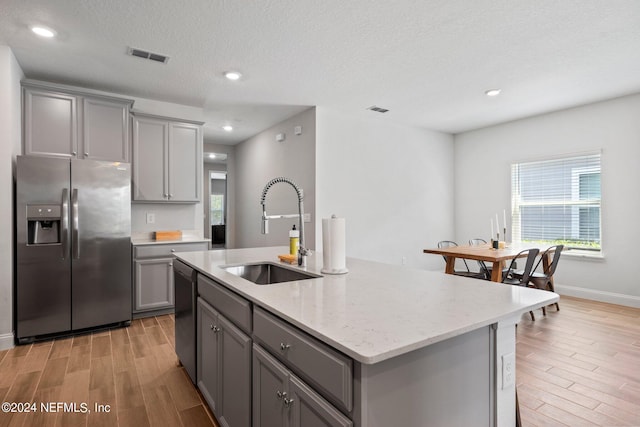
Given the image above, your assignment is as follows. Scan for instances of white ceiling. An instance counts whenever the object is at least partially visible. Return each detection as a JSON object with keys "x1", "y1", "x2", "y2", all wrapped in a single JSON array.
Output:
[{"x1": 2, "y1": 0, "x2": 640, "y2": 145}]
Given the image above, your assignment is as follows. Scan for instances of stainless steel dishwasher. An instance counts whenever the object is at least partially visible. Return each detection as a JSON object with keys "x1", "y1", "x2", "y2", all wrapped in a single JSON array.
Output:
[{"x1": 174, "y1": 259, "x2": 197, "y2": 383}]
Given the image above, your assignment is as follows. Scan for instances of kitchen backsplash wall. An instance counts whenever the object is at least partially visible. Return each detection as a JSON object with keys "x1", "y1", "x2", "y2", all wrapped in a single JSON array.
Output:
[{"x1": 131, "y1": 203, "x2": 200, "y2": 232}]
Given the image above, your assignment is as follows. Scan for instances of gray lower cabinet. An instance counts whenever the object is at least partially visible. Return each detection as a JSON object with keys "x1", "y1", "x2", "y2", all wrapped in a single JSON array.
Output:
[
  {"x1": 253, "y1": 344, "x2": 352, "y2": 427},
  {"x1": 22, "y1": 81, "x2": 133, "y2": 162},
  {"x1": 132, "y1": 242, "x2": 208, "y2": 316},
  {"x1": 197, "y1": 297, "x2": 251, "y2": 427},
  {"x1": 192, "y1": 274, "x2": 354, "y2": 427},
  {"x1": 253, "y1": 307, "x2": 353, "y2": 413},
  {"x1": 134, "y1": 257, "x2": 174, "y2": 311}
]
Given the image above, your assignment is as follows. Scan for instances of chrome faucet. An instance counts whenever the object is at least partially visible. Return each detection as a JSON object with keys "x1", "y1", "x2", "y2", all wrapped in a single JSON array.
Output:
[{"x1": 260, "y1": 177, "x2": 310, "y2": 266}]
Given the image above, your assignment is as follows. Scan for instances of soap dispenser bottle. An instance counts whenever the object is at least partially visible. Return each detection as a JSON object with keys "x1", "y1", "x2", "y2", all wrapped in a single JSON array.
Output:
[{"x1": 289, "y1": 224, "x2": 299, "y2": 255}]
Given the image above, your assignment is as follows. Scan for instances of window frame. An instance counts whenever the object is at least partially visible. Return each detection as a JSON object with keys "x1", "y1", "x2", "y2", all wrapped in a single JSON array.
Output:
[{"x1": 510, "y1": 151, "x2": 603, "y2": 258}]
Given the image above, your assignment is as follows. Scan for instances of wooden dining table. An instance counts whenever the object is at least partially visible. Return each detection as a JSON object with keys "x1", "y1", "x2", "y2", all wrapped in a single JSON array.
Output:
[{"x1": 423, "y1": 243, "x2": 551, "y2": 282}]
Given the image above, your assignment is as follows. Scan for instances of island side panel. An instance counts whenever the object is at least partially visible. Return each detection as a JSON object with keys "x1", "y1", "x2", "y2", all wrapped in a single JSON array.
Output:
[
  {"x1": 354, "y1": 325, "x2": 493, "y2": 427},
  {"x1": 494, "y1": 316, "x2": 519, "y2": 427}
]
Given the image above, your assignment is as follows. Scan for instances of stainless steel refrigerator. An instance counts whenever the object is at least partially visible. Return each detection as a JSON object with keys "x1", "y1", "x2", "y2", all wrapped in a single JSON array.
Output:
[{"x1": 15, "y1": 156, "x2": 132, "y2": 343}]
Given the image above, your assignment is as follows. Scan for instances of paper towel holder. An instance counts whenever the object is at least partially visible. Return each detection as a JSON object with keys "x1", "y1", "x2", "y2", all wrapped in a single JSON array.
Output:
[
  {"x1": 321, "y1": 214, "x2": 349, "y2": 274},
  {"x1": 321, "y1": 266, "x2": 349, "y2": 275}
]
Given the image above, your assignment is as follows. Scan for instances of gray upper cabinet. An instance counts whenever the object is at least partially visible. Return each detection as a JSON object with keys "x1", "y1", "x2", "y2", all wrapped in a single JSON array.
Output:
[
  {"x1": 132, "y1": 113, "x2": 203, "y2": 203},
  {"x1": 23, "y1": 88, "x2": 77, "y2": 158},
  {"x1": 82, "y1": 97, "x2": 130, "y2": 162},
  {"x1": 22, "y1": 82, "x2": 133, "y2": 162}
]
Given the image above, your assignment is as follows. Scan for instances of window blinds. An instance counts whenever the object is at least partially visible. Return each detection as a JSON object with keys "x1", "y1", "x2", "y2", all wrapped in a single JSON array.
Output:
[{"x1": 511, "y1": 153, "x2": 601, "y2": 251}]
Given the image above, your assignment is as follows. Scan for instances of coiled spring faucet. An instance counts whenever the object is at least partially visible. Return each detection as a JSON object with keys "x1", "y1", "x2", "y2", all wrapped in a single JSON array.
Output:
[{"x1": 260, "y1": 177, "x2": 310, "y2": 266}]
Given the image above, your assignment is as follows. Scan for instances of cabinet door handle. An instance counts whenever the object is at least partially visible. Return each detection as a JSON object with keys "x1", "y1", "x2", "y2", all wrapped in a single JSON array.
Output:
[
  {"x1": 280, "y1": 343, "x2": 291, "y2": 351},
  {"x1": 168, "y1": 262, "x2": 173, "y2": 267},
  {"x1": 212, "y1": 326, "x2": 220, "y2": 333},
  {"x1": 283, "y1": 397, "x2": 294, "y2": 408},
  {"x1": 276, "y1": 391, "x2": 286, "y2": 400},
  {"x1": 72, "y1": 151, "x2": 77, "y2": 156},
  {"x1": 169, "y1": 194, "x2": 173, "y2": 199},
  {"x1": 210, "y1": 324, "x2": 214, "y2": 330},
  {"x1": 84, "y1": 152, "x2": 89, "y2": 157}
]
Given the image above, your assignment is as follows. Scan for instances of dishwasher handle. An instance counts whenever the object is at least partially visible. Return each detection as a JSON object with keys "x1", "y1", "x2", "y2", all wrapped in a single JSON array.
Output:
[{"x1": 173, "y1": 260, "x2": 195, "y2": 280}]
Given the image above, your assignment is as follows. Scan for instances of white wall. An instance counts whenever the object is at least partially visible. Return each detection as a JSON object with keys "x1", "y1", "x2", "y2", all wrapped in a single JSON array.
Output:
[
  {"x1": 234, "y1": 108, "x2": 316, "y2": 249},
  {"x1": 455, "y1": 93, "x2": 640, "y2": 306},
  {"x1": 0, "y1": 46, "x2": 24, "y2": 350},
  {"x1": 315, "y1": 107, "x2": 454, "y2": 270}
]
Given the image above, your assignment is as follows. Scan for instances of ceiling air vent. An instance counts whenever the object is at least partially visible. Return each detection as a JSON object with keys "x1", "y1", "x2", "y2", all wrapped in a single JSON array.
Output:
[
  {"x1": 367, "y1": 106, "x2": 389, "y2": 113},
  {"x1": 127, "y1": 47, "x2": 170, "y2": 64}
]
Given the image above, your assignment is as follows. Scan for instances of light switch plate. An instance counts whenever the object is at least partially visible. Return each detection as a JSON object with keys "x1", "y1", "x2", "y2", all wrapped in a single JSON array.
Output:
[{"x1": 146, "y1": 213, "x2": 155, "y2": 224}]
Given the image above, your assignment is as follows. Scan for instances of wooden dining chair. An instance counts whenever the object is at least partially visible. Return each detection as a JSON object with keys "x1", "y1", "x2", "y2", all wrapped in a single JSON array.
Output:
[
  {"x1": 501, "y1": 248, "x2": 540, "y2": 320},
  {"x1": 437, "y1": 241, "x2": 486, "y2": 279}
]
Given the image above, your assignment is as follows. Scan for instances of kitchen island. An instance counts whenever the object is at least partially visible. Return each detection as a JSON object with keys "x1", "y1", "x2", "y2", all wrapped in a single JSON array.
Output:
[{"x1": 175, "y1": 246, "x2": 558, "y2": 427}]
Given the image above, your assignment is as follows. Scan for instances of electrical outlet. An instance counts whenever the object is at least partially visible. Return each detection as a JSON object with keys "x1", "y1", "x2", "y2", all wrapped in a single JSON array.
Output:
[
  {"x1": 502, "y1": 352, "x2": 515, "y2": 389},
  {"x1": 146, "y1": 213, "x2": 155, "y2": 224}
]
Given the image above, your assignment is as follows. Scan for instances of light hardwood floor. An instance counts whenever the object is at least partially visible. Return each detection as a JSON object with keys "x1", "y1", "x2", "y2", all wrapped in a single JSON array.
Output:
[
  {"x1": 517, "y1": 296, "x2": 640, "y2": 426},
  {"x1": 0, "y1": 315, "x2": 218, "y2": 427},
  {"x1": 0, "y1": 297, "x2": 639, "y2": 426}
]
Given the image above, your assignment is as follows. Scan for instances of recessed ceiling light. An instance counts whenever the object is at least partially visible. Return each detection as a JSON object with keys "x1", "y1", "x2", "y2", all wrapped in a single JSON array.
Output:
[
  {"x1": 31, "y1": 26, "x2": 56, "y2": 38},
  {"x1": 222, "y1": 125, "x2": 233, "y2": 132},
  {"x1": 485, "y1": 89, "x2": 501, "y2": 97},
  {"x1": 224, "y1": 71, "x2": 242, "y2": 81},
  {"x1": 208, "y1": 153, "x2": 217, "y2": 159}
]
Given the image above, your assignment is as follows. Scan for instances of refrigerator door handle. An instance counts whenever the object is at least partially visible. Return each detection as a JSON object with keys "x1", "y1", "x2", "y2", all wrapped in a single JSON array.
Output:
[
  {"x1": 61, "y1": 188, "x2": 69, "y2": 259},
  {"x1": 72, "y1": 188, "x2": 80, "y2": 259}
]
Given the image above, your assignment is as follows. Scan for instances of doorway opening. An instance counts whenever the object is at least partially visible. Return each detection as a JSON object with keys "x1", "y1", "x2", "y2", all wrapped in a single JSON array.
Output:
[{"x1": 210, "y1": 171, "x2": 227, "y2": 248}]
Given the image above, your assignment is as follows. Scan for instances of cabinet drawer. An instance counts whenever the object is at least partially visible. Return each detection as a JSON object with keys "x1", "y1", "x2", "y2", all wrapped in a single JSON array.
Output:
[
  {"x1": 133, "y1": 242, "x2": 208, "y2": 258},
  {"x1": 253, "y1": 307, "x2": 353, "y2": 412},
  {"x1": 198, "y1": 274, "x2": 252, "y2": 334}
]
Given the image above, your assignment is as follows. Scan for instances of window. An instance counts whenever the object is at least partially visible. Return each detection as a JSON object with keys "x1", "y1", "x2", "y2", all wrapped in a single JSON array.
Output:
[
  {"x1": 511, "y1": 153, "x2": 601, "y2": 252},
  {"x1": 210, "y1": 194, "x2": 225, "y2": 225}
]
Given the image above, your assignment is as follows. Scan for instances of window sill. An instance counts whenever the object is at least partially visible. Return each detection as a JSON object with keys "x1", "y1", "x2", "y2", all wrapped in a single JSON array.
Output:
[{"x1": 562, "y1": 249, "x2": 605, "y2": 261}]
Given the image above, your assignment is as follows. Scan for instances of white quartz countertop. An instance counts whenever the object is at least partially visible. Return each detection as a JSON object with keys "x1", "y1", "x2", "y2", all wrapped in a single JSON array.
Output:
[{"x1": 175, "y1": 246, "x2": 559, "y2": 364}]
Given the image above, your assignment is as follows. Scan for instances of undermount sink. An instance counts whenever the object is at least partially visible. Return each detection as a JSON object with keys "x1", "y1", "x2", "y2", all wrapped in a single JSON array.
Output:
[{"x1": 221, "y1": 262, "x2": 321, "y2": 285}]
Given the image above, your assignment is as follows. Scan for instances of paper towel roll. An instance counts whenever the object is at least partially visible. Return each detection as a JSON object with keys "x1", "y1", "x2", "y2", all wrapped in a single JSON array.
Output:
[{"x1": 321, "y1": 215, "x2": 348, "y2": 274}]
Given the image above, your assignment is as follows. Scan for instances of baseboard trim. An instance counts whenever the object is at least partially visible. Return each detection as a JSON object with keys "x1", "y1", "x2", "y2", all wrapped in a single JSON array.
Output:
[
  {"x1": 555, "y1": 284, "x2": 640, "y2": 309},
  {"x1": 0, "y1": 332, "x2": 15, "y2": 351}
]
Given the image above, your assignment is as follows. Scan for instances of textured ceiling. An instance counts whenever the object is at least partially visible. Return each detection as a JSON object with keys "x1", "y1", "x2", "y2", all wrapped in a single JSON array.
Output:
[{"x1": 2, "y1": 0, "x2": 640, "y2": 144}]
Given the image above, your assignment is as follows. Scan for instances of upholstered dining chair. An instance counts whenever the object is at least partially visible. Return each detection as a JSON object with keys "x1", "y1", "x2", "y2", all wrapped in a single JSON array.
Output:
[
  {"x1": 469, "y1": 238, "x2": 492, "y2": 280},
  {"x1": 437, "y1": 241, "x2": 486, "y2": 279},
  {"x1": 501, "y1": 248, "x2": 540, "y2": 320}
]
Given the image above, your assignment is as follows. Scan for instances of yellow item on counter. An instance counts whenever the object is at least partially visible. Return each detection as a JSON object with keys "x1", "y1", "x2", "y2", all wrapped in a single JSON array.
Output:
[{"x1": 278, "y1": 254, "x2": 297, "y2": 264}]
